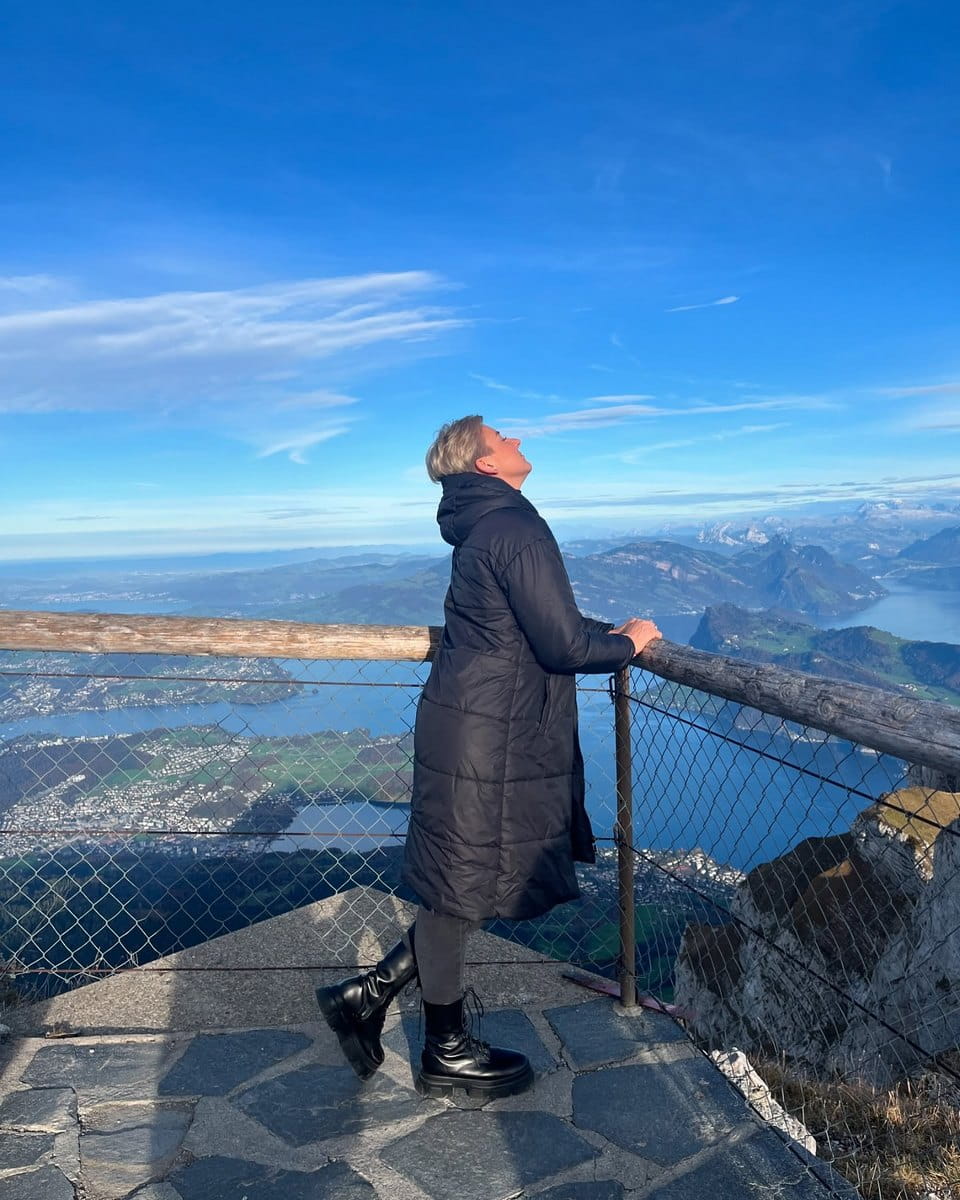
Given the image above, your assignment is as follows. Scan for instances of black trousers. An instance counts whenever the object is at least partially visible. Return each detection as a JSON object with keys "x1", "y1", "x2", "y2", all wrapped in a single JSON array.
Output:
[{"x1": 403, "y1": 905, "x2": 482, "y2": 1004}]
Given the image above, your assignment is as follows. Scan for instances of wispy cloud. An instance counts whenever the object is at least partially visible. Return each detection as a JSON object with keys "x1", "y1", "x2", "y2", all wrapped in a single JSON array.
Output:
[
  {"x1": 616, "y1": 422, "x2": 789, "y2": 462},
  {"x1": 502, "y1": 393, "x2": 832, "y2": 437},
  {"x1": 252, "y1": 422, "x2": 356, "y2": 464},
  {"x1": 0, "y1": 274, "x2": 64, "y2": 294},
  {"x1": 876, "y1": 381, "x2": 960, "y2": 397},
  {"x1": 588, "y1": 394, "x2": 658, "y2": 403},
  {"x1": 677, "y1": 395, "x2": 832, "y2": 415},
  {"x1": 900, "y1": 404, "x2": 960, "y2": 433},
  {"x1": 665, "y1": 295, "x2": 740, "y2": 313},
  {"x1": 535, "y1": 471, "x2": 960, "y2": 521},
  {"x1": 271, "y1": 390, "x2": 360, "y2": 411},
  {"x1": 0, "y1": 272, "x2": 464, "y2": 418},
  {"x1": 56, "y1": 514, "x2": 117, "y2": 522},
  {"x1": 501, "y1": 403, "x2": 662, "y2": 436},
  {"x1": 469, "y1": 373, "x2": 560, "y2": 401}
]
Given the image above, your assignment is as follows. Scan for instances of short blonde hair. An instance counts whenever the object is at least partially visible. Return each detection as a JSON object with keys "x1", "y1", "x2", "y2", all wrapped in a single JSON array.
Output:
[{"x1": 425, "y1": 415, "x2": 488, "y2": 482}]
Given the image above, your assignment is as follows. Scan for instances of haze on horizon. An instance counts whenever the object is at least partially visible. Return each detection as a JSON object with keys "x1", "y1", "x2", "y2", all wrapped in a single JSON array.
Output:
[{"x1": 2, "y1": 1, "x2": 959, "y2": 561}]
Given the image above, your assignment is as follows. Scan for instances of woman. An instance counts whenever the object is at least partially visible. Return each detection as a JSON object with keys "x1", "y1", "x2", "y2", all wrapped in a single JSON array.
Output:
[{"x1": 318, "y1": 415, "x2": 660, "y2": 1099}]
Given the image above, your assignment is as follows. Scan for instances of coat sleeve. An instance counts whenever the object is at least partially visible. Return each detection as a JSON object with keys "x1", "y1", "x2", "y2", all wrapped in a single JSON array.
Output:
[
  {"x1": 500, "y1": 537, "x2": 636, "y2": 674},
  {"x1": 581, "y1": 616, "x2": 615, "y2": 636}
]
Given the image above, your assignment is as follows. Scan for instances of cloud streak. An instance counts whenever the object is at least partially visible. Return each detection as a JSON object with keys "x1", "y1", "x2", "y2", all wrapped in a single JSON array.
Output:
[
  {"x1": 877, "y1": 381, "x2": 960, "y2": 398},
  {"x1": 501, "y1": 393, "x2": 833, "y2": 436},
  {"x1": 254, "y1": 425, "x2": 355, "y2": 465},
  {"x1": 0, "y1": 272, "x2": 464, "y2": 416},
  {"x1": 900, "y1": 404, "x2": 960, "y2": 433},
  {"x1": 665, "y1": 295, "x2": 740, "y2": 313},
  {"x1": 616, "y1": 422, "x2": 789, "y2": 462},
  {"x1": 0, "y1": 274, "x2": 63, "y2": 294},
  {"x1": 469, "y1": 373, "x2": 561, "y2": 402}
]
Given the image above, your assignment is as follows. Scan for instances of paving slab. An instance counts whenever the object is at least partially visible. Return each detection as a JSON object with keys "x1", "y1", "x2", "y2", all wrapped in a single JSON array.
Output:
[
  {"x1": 80, "y1": 1101, "x2": 195, "y2": 1197},
  {"x1": 128, "y1": 1185, "x2": 182, "y2": 1200},
  {"x1": 0, "y1": 1129, "x2": 55, "y2": 1168},
  {"x1": 572, "y1": 1059, "x2": 749, "y2": 1165},
  {"x1": 533, "y1": 1183, "x2": 627, "y2": 1200},
  {"x1": 167, "y1": 1154, "x2": 377, "y2": 1199},
  {"x1": 22, "y1": 1041, "x2": 182, "y2": 1104},
  {"x1": 0, "y1": 1165, "x2": 75, "y2": 1199},
  {"x1": 157, "y1": 1029, "x2": 311, "y2": 1097},
  {"x1": 380, "y1": 1109, "x2": 599, "y2": 1200},
  {"x1": 544, "y1": 999, "x2": 686, "y2": 1071},
  {"x1": 0, "y1": 1087, "x2": 77, "y2": 1130},
  {"x1": 646, "y1": 1127, "x2": 862, "y2": 1199},
  {"x1": 234, "y1": 1063, "x2": 436, "y2": 1147}
]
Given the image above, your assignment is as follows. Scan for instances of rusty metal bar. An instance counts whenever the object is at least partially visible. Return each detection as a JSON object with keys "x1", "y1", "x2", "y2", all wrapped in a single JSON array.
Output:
[{"x1": 614, "y1": 665, "x2": 637, "y2": 1008}]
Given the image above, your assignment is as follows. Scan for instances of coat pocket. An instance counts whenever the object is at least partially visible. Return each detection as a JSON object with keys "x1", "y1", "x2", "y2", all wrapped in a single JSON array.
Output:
[{"x1": 536, "y1": 675, "x2": 553, "y2": 734}]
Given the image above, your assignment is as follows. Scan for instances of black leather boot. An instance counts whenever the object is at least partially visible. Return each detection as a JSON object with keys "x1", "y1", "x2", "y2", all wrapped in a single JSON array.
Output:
[
  {"x1": 416, "y1": 992, "x2": 534, "y2": 1100},
  {"x1": 316, "y1": 938, "x2": 417, "y2": 1079}
]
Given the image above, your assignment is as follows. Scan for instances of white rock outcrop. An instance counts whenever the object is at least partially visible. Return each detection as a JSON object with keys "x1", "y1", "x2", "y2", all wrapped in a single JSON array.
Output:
[
  {"x1": 710, "y1": 1047, "x2": 817, "y2": 1154},
  {"x1": 676, "y1": 789, "x2": 960, "y2": 1087}
]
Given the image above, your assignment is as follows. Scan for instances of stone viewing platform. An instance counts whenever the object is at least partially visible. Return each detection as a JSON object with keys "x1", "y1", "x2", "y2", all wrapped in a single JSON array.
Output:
[{"x1": 0, "y1": 889, "x2": 860, "y2": 1199}]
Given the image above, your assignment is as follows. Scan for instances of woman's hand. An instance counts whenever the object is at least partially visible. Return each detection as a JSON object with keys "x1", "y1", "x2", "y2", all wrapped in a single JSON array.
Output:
[{"x1": 611, "y1": 618, "x2": 662, "y2": 657}]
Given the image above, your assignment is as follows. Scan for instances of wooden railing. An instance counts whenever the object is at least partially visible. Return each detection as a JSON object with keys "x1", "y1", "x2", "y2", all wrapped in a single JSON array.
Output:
[{"x1": 3, "y1": 609, "x2": 959, "y2": 777}]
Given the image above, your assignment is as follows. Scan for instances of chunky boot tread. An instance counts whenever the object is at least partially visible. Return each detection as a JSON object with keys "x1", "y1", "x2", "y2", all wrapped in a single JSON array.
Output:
[{"x1": 415, "y1": 1060, "x2": 534, "y2": 1100}]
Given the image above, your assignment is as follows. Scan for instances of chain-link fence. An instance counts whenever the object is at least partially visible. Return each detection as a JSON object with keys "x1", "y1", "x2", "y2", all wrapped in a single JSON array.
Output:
[
  {"x1": 626, "y1": 667, "x2": 960, "y2": 1200},
  {"x1": 0, "y1": 648, "x2": 628, "y2": 1003}
]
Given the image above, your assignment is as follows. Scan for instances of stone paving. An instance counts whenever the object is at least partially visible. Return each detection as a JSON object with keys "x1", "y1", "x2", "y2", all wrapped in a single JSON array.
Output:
[
  {"x1": 0, "y1": 996, "x2": 864, "y2": 1199},
  {"x1": 0, "y1": 891, "x2": 862, "y2": 1198}
]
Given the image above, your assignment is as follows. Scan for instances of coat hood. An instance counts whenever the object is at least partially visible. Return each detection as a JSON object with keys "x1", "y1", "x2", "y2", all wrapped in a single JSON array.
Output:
[{"x1": 437, "y1": 473, "x2": 538, "y2": 547}]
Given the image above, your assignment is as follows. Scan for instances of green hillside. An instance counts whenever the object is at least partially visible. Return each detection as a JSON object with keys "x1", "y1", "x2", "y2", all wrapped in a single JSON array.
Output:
[{"x1": 691, "y1": 604, "x2": 960, "y2": 706}]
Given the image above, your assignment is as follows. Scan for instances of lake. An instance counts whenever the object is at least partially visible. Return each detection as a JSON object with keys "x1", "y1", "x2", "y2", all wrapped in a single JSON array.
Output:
[{"x1": 818, "y1": 581, "x2": 960, "y2": 645}]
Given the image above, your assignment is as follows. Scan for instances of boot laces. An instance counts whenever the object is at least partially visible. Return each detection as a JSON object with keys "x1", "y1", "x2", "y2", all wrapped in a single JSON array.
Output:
[{"x1": 461, "y1": 986, "x2": 491, "y2": 1061}]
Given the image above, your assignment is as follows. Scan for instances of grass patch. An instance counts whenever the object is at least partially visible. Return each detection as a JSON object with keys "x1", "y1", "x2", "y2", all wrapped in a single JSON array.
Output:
[
  {"x1": 754, "y1": 1056, "x2": 960, "y2": 1200},
  {"x1": 867, "y1": 787, "x2": 960, "y2": 853}
]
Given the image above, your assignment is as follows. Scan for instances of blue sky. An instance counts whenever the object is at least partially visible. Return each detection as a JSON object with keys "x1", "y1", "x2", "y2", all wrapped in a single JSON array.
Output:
[{"x1": 1, "y1": 0, "x2": 958, "y2": 559}]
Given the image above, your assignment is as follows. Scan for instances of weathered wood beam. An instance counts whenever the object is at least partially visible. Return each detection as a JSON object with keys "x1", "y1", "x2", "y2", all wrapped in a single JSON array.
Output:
[
  {"x1": 0, "y1": 610, "x2": 441, "y2": 662},
  {"x1": 637, "y1": 638, "x2": 960, "y2": 778},
  {"x1": 2, "y1": 610, "x2": 959, "y2": 774}
]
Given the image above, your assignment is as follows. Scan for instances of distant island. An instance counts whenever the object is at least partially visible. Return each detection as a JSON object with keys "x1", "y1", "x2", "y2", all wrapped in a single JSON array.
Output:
[{"x1": 690, "y1": 603, "x2": 960, "y2": 707}]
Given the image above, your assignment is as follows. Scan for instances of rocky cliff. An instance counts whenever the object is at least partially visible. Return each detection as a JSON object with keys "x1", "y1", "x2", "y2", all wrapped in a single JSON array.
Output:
[{"x1": 674, "y1": 787, "x2": 960, "y2": 1086}]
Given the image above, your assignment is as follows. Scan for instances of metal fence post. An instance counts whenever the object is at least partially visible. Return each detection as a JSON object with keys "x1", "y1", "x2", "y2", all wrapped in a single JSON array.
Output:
[{"x1": 614, "y1": 665, "x2": 637, "y2": 1008}]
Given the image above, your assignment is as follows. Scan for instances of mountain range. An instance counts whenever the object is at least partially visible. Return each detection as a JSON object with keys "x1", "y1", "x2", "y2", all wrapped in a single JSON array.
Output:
[{"x1": 0, "y1": 535, "x2": 892, "y2": 628}]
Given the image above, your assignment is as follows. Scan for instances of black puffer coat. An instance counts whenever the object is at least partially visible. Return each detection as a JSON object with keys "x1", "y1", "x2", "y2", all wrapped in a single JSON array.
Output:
[{"x1": 401, "y1": 473, "x2": 635, "y2": 922}]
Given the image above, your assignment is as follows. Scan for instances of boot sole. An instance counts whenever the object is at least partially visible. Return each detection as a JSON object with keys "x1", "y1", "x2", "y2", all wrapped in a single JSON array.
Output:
[
  {"x1": 315, "y1": 987, "x2": 380, "y2": 1081},
  {"x1": 414, "y1": 1062, "x2": 534, "y2": 1101}
]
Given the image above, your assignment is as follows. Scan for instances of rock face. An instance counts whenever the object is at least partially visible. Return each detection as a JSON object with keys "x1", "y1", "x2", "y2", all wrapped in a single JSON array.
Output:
[{"x1": 674, "y1": 788, "x2": 960, "y2": 1086}]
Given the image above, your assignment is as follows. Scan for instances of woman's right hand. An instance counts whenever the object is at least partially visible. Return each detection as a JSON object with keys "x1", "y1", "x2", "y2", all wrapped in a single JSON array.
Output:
[{"x1": 611, "y1": 618, "x2": 662, "y2": 657}]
